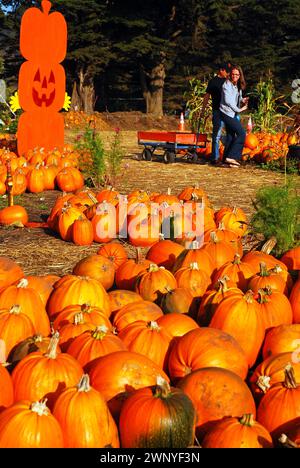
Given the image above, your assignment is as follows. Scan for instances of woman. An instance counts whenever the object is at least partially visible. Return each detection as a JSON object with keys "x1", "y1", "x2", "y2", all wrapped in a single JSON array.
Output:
[{"x1": 220, "y1": 65, "x2": 248, "y2": 166}]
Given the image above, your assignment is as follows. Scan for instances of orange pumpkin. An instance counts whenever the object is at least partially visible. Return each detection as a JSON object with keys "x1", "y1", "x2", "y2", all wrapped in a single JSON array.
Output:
[
  {"x1": 73, "y1": 254, "x2": 115, "y2": 291},
  {"x1": 156, "y1": 313, "x2": 199, "y2": 338},
  {"x1": 135, "y1": 264, "x2": 177, "y2": 303},
  {"x1": 0, "y1": 257, "x2": 23, "y2": 292},
  {"x1": 290, "y1": 279, "x2": 300, "y2": 323},
  {"x1": 52, "y1": 304, "x2": 112, "y2": 331},
  {"x1": 108, "y1": 290, "x2": 143, "y2": 316},
  {"x1": 112, "y1": 301, "x2": 163, "y2": 333},
  {"x1": 97, "y1": 242, "x2": 128, "y2": 270},
  {"x1": 0, "y1": 365, "x2": 14, "y2": 413},
  {"x1": 0, "y1": 205, "x2": 29, "y2": 226},
  {"x1": 146, "y1": 239, "x2": 185, "y2": 271},
  {"x1": 262, "y1": 324, "x2": 300, "y2": 359},
  {"x1": 0, "y1": 305, "x2": 36, "y2": 359},
  {"x1": 71, "y1": 216, "x2": 94, "y2": 246}
]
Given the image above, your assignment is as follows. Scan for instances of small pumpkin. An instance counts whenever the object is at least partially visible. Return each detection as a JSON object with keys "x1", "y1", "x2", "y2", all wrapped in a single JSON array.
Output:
[{"x1": 135, "y1": 264, "x2": 177, "y2": 303}]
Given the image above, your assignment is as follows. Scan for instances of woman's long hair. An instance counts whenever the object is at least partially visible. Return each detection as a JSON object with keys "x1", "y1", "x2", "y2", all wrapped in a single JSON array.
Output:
[{"x1": 230, "y1": 64, "x2": 246, "y2": 91}]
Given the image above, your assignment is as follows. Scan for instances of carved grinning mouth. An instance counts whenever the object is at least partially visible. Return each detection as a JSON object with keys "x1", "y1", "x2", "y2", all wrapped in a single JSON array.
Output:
[{"x1": 32, "y1": 88, "x2": 56, "y2": 107}]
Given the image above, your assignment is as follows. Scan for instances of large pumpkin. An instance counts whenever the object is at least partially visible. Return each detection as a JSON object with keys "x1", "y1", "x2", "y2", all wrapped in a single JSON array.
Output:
[
  {"x1": 177, "y1": 367, "x2": 256, "y2": 439},
  {"x1": 97, "y1": 242, "x2": 128, "y2": 270},
  {"x1": 0, "y1": 399, "x2": 64, "y2": 448},
  {"x1": 256, "y1": 287, "x2": 293, "y2": 330},
  {"x1": 0, "y1": 365, "x2": 14, "y2": 413},
  {"x1": 73, "y1": 255, "x2": 115, "y2": 291},
  {"x1": 146, "y1": 239, "x2": 185, "y2": 271},
  {"x1": 112, "y1": 301, "x2": 163, "y2": 333},
  {"x1": 52, "y1": 304, "x2": 111, "y2": 331},
  {"x1": 168, "y1": 327, "x2": 249, "y2": 382},
  {"x1": 262, "y1": 324, "x2": 300, "y2": 360},
  {"x1": 0, "y1": 305, "x2": 36, "y2": 359},
  {"x1": 119, "y1": 377, "x2": 196, "y2": 448},
  {"x1": 11, "y1": 332, "x2": 83, "y2": 410},
  {"x1": 115, "y1": 249, "x2": 152, "y2": 291},
  {"x1": 135, "y1": 264, "x2": 177, "y2": 303},
  {"x1": 108, "y1": 290, "x2": 143, "y2": 317},
  {"x1": 290, "y1": 279, "x2": 300, "y2": 323},
  {"x1": 156, "y1": 313, "x2": 199, "y2": 338},
  {"x1": 212, "y1": 254, "x2": 255, "y2": 291},
  {"x1": 52, "y1": 374, "x2": 120, "y2": 448}
]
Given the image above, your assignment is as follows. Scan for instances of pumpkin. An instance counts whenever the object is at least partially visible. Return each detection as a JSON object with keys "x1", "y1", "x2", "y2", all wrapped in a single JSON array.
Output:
[
  {"x1": 66, "y1": 326, "x2": 126, "y2": 370},
  {"x1": 135, "y1": 264, "x2": 177, "y2": 303},
  {"x1": 57, "y1": 204, "x2": 83, "y2": 241},
  {"x1": 214, "y1": 206, "x2": 248, "y2": 238},
  {"x1": 118, "y1": 320, "x2": 172, "y2": 370},
  {"x1": 97, "y1": 242, "x2": 128, "y2": 270},
  {"x1": 247, "y1": 262, "x2": 289, "y2": 295},
  {"x1": 96, "y1": 187, "x2": 120, "y2": 205},
  {"x1": 197, "y1": 276, "x2": 242, "y2": 326},
  {"x1": 0, "y1": 305, "x2": 36, "y2": 359},
  {"x1": 52, "y1": 375, "x2": 120, "y2": 448},
  {"x1": 256, "y1": 287, "x2": 293, "y2": 330},
  {"x1": 0, "y1": 257, "x2": 23, "y2": 292},
  {"x1": 11, "y1": 332, "x2": 83, "y2": 410},
  {"x1": 25, "y1": 274, "x2": 60, "y2": 306},
  {"x1": 244, "y1": 133, "x2": 259, "y2": 150},
  {"x1": 0, "y1": 278, "x2": 50, "y2": 336},
  {"x1": 73, "y1": 254, "x2": 115, "y2": 291},
  {"x1": 112, "y1": 301, "x2": 163, "y2": 333},
  {"x1": 177, "y1": 186, "x2": 210, "y2": 205},
  {"x1": 202, "y1": 413, "x2": 273, "y2": 448},
  {"x1": 262, "y1": 324, "x2": 300, "y2": 359},
  {"x1": 290, "y1": 279, "x2": 300, "y2": 323},
  {"x1": 88, "y1": 350, "x2": 169, "y2": 421},
  {"x1": 0, "y1": 205, "x2": 29, "y2": 226},
  {"x1": 209, "y1": 290, "x2": 265, "y2": 367},
  {"x1": 212, "y1": 254, "x2": 255, "y2": 291},
  {"x1": 0, "y1": 364, "x2": 14, "y2": 412},
  {"x1": 160, "y1": 287, "x2": 195, "y2": 316},
  {"x1": 115, "y1": 249, "x2": 152, "y2": 291},
  {"x1": 55, "y1": 167, "x2": 84, "y2": 192},
  {"x1": 7, "y1": 334, "x2": 56, "y2": 370},
  {"x1": 156, "y1": 313, "x2": 199, "y2": 338},
  {"x1": 281, "y1": 246, "x2": 300, "y2": 271},
  {"x1": 128, "y1": 211, "x2": 160, "y2": 248},
  {"x1": 52, "y1": 304, "x2": 112, "y2": 331},
  {"x1": 26, "y1": 163, "x2": 46, "y2": 193},
  {"x1": 168, "y1": 327, "x2": 248, "y2": 382},
  {"x1": 172, "y1": 241, "x2": 215, "y2": 276},
  {"x1": 71, "y1": 216, "x2": 94, "y2": 246},
  {"x1": 242, "y1": 250, "x2": 288, "y2": 273},
  {"x1": 250, "y1": 353, "x2": 300, "y2": 401},
  {"x1": 146, "y1": 239, "x2": 184, "y2": 271},
  {"x1": 174, "y1": 262, "x2": 211, "y2": 299},
  {"x1": 57, "y1": 312, "x2": 96, "y2": 351},
  {"x1": 108, "y1": 290, "x2": 143, "y2": 317},
  {"x1": 0, "y1": 399, "x2": 64, "y2": 448},
  {"x1": 119, "y1": 377, "x2": 196, "y2": 448},
  {"x1": 177, "y1": 367, "x2": 256, "y2": 439},
  {"x1": 257, "y1": 365, "x2": 300, "y2": 437},
  {"x1": 202, "y1": 232, "x2": 237, "y2": 271},
  {"x1": 277, "y1": 419, "x2": 300, "y2": 447},
  {"x1": 47, "y1": 275, "x2": 111, "y2": 320},
  {"x1": 204, "y1": 222, "x2": 243, "y2": 256}
]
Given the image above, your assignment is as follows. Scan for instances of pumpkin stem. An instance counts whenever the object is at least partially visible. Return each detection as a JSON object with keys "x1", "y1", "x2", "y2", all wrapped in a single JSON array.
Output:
[
  {"x1": 217, "y1": 275, "x2": 230, "y2": 293},
  {"x1": 81, "y1": 304, "x2": 91, "y2": 314},
  {"x1": 233, "y1": 254, "x2": 241, "y2": 265},
  {"x1": 210, "y1": 232, "x2": 219, "y2": 244},
  {"x1": 92, "y1": 325, "x2": 109, "y2": 340},
  {"x1": 190, "y1": 262, "x2": 199, "y2": 270},
  {"x1": 239, "y1": 414, "x2": 255, "y2": 427},
  {"x1": 73, "y1": 312, "x2": 85, "y2": 325},
  {"x1": 261, "y1": 237, "x2": 277, "y2": 255},
  {"x1": 77, "y1": 374, "x2": 91, "y2": 393},
  {"x1": 17, "y1": 278, "x2": 29, "y2": 289},
  {"x1": 148, "y1": 263, "x2": 159, "y2": 273},
  {"x1": 259, "y1": 262, "x2": 270, "y2": 277},
  {"x1": 256, "y1": 288, "x2": 269, "y2": 304},
  {"x1": 154, "y1": 376, "x2": 171, "y2": 399},
  {"x1": 278, "y1": 434, "x2": 299, "y2": 448},
  {"x1": 45, "y1": 331, "x2": 60, "y2": 359},
  {"x1": 135, "y1": 247, "x2": 142, "y2": 264},
  {"x1": 257, "y1": 375, "x2": 271, "y2": 394},
  {"x1": 284, "y1": 364, "x2": 298, "y2": 389},
  {"x1": 167, "y1": 187, "x2": 171, "y2": 196},
  {"x1": 148, "y1": 321, "x2": 161, "y2": 332},
  {"x1": 30, "y1": 399, "x2": 50, "y2": 416},
  {"x1": 244, "y1": 290, "x2": 255, "y2": 303},
  {"x1": 191, "y1": 240, "x2": 200, "y2": 250},
  {"x1": 9, "y1": 304, "x2": 21, "y2": 315}
]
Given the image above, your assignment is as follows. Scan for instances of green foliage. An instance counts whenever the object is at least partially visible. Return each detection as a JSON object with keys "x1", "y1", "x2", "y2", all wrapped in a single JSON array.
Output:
[
  {"x1": 260, "y1": 158, "x2": 300, "y2": 175},
  {"x1": 251, "y1": 74, "x2": 285, "y2": 133},
  {"x1": 184, "y1": 77, "x2": 212, "y2": 133},
  {"x1": 103, "y1": 129, "x2": 125, "y2": 187},
  {"x1": 250, "y1": 181, "x2": 300, "y2": 257},
  {"x1": 74, "y1": 126, "x2": 106, "y2": 188}
]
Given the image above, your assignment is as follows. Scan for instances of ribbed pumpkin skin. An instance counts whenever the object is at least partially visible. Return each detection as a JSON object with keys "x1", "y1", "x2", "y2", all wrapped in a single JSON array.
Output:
[
  {"x1": 168, "y1": 328, "x2": 248, "y2": 382},
  {"x1": 174, "y1": 264, "x2": 210, "y2": 298},
  {"x1": 257, "y1": 289, "x2": 293, "y2": 330},
  {"x1": 178, "y1": 367, "x2": 256, "y2": 439},
  {"x1": 160, "y1": 287, "x2": 195, "y2": 316},
  {"x1": 47, "y1": 275, "x2": 111, "y2": 320},
  {"x1": 0, "y1": 400, "x2": 64, "y2": 448},
  {"x1": 209, "y1": 292, "x2": 265, "y2": 367},
  {"x1": 262, "y1": 324, "x2": 300, "y2": 359},
  {"x1": 72, "y1": 218, "x2": 94, "y2": 246},
  {"x1": 7, "y1": 335, "x2": 56, "y2": 370},
  {"x1": 146, "y1": 240, "x2": 185, "y2": 271},
  {"x1": 25, "y1": 275, "x2": 60, "y2": 306},
  {"x1": 197, "y1": 282, "x2": 242, "y2": 326},
  {"x1": 118, "y1": 321, "x2": 172, "y2": 370},
  {"x1": 115, "y1": 257, "x2": 152, "y2": 291},
  {"x1": 57, "y1": 317, "x2": 96, "y2": 351},
  {"x1": 11, "y1": 346, "x2": 83, "y2": 410},
  {"x1": 53, "y1": 304, "x2": 112, "y2": 331},
  {"x1": 290, "y1": 280, "x2": 300, "y2": 323},
  {"x1": 72, "y1": 255, "x2": 115, "y2": 291},
  {"x1": 0, "y1": 306, "x2": 36, "y2": 358},
  {"x1": 108, "y1": 290, "x2": 143, "y2": 316},
  {"x1": 0, "y1": 280, "x2": 50, "y2": 336},
  {"x1": 67, "y1": 328, "x2": 127, "y2": 370},
  {"x1": 0, "y1": 257, "x2": 23, "y2": 292},
  {"x1": 53, "y1": 376, "x2": 120, "y2": 448},
  {"x1": 172, "y1": 247, "x2": 215, "y2": 277},
  {"x1": 119, "y1": 384, "x2": 196, "y2": 448},
  {"x1": 212, "y1": 255, "x2": 255, "y2": 291},
  {"x1": 0, "y1": 365, "x2": 14, "y2": 412},
  {"x1": 202, "y1": 414, "x2": 273, "y2": 448},
  {"x1": 250, "y1": 353, "x2": 300, "y2": 401},
  {"x1": 97, "y1": 242, "x2": 128, "y2": 270},
  {"x1": 112, "y1": 301, "x2": 163, "y2": 333}
]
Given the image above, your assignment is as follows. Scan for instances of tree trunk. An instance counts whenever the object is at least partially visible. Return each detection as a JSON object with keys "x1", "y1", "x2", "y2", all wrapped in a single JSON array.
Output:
[
  {"x1": 140, "y1": 57, "x2": 166, "y2": 118},
  {"x1": 71, "y1": 81, "x2": 81, "y2": 111},
  {"x1": 76, "y1": 67, "x2": 95, "y2": 114}
]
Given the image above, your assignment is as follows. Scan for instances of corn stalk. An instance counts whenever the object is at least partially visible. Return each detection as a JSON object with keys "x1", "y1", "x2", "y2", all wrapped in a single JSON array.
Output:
[{"x1": 184, "y1": 77, "x2": 212, "y2": 133}]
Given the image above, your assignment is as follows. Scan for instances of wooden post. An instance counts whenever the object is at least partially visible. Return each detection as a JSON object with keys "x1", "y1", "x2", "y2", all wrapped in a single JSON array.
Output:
[{"x1": 6, "y1": 161, "x2": 14, "y2": 207}]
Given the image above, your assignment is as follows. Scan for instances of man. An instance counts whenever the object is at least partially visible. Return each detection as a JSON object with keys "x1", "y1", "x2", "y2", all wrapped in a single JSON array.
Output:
[{"x1": 200, "y1": 62, "x2": 231, "y2": 165}]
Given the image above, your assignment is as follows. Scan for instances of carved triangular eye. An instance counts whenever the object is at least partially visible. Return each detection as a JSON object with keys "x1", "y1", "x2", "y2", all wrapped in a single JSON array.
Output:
[
  {"x1": 49, "y1": 71, "x2": 55, "y2": 84},
  {"x1": 34, "y1": 69, "x2": 41, "y2": 82}
]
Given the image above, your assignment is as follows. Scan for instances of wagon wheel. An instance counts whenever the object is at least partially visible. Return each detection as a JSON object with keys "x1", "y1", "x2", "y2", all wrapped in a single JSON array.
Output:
[
  {"x1": 163, "y1": 151, "x2": 176, "y2": 164},
  {"x1": 141, "y1": 148, "x2": 152, "y2": 161},
  {"x1": 190, "y1": 152, "x2": 198, "y2": 163}
]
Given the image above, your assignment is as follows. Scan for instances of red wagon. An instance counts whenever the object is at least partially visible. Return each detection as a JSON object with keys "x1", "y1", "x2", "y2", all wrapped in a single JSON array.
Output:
[{"x1": 137, "y1": 130, "x2": 208, "y2": 164}]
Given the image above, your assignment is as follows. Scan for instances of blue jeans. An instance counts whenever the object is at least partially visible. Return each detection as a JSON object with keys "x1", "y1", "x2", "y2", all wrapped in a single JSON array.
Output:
[
  {"x1": 211, "y1": 110, "x2": 225, "y2": 161},
  {"x1": 220, "y1": 112, "x2": 246, "y2": 161}
]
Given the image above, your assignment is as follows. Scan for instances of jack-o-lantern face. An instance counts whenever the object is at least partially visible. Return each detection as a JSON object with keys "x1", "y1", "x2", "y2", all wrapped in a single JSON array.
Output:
[{"x1": 19, "y1": 62, "x2": 65, "y2": 113}]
